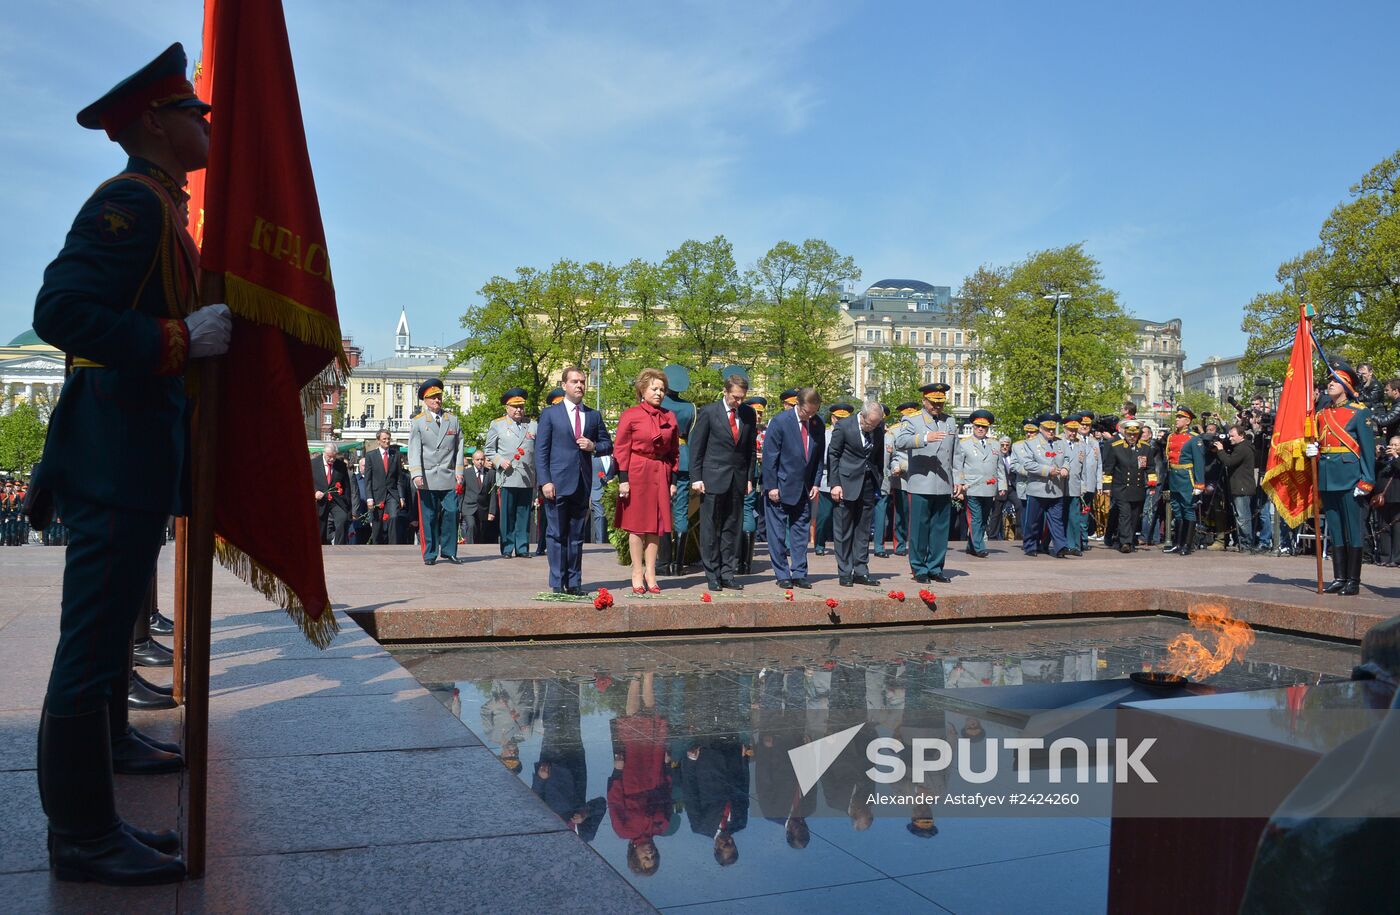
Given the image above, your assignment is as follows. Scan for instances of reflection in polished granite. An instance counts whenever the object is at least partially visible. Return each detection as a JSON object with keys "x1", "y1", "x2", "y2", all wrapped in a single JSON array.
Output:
[{"x1": 393, "y1": 617, "x2": 1358, "y2": 913}]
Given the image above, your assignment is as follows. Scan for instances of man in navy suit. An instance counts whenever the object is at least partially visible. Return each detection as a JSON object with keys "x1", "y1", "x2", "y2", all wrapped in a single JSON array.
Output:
[
  {"x1": 535, "y1": 366, "x2": 614, "y2": 595},
  {"x1": 761, "y1": 386, "x2": 825, "y2": 589}
]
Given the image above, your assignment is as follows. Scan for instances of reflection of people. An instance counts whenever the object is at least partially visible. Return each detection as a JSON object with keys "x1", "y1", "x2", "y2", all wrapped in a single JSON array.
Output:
[
  {"x1": 681, "y1": 736, "x2": 750, "y2": 866},
  {"x1": 533, "y1": 679, "x2": 606, "y2": 841},
  {"x1": 32, "y1": 42, "x2": 229, "y2": 885},
  {"x1": 614, "y1": 369, "x2": 678, "y2": 594},
  {"x1": 608, "y1": 673, "x2": 672, "y2": 876},
  {"x1": 480, "y1": 680, "x2": 540, "y2": 772},
  {"x1": 536, "y1": 366, "x2": 613, "y2": 595}
]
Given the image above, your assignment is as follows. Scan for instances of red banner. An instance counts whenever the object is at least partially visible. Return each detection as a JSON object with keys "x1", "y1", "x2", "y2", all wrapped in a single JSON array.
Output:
[
  {"x1": 1260, "y1": 306, "x2": 1316, "y2": 528},
  {"x1": 197, "y1": 0, "x2": 345, "y2": 645}
]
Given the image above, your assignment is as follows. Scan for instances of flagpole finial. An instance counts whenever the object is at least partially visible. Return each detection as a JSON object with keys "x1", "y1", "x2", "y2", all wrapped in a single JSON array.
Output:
[{"x1": 1303, "y1": 303, "x2": 1315, "y2": 318}]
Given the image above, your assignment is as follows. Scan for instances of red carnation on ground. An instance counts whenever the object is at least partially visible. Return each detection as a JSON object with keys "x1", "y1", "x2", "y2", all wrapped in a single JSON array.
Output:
[
  {"x1": 701, "y1": 592, "x2": 712, "y2": 603},
  {"x1": 887, "y1": 590, "x2": 905, "y2": 602},
  {"x1": 918, "y1": 589, "x2": 937, "y2": 605},
  {"x1": 593, "y1": 588, "x2": 614, "y2": 610},
  {"x1": 825, "y1": 597, "x2": 839, "y2": 610},
  {"x1": 784, "y1": 590, "x2": 794, "y2": 601}
]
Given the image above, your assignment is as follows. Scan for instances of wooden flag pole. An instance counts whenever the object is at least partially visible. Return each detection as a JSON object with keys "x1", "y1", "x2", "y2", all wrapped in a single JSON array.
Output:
[
  {"x1": 182, "y1": 356, "x2": 219, "y2": 877},
  {"x1": 172, "y1": 517, "x2": 187, "y2": 704},
  {"x1": 1310, "y1": 451, "x2": 1323, "y2": 594}
]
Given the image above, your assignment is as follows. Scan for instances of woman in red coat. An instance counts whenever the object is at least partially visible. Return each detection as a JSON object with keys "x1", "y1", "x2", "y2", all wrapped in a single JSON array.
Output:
[{"x1": 614, "y1": 368, "x2": 679, "y2": 593}]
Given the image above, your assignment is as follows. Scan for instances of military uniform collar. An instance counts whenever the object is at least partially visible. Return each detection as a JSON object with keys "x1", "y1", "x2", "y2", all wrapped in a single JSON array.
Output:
[{"x1": 126, "y1": 157, "x2": 189, "y2": 204}]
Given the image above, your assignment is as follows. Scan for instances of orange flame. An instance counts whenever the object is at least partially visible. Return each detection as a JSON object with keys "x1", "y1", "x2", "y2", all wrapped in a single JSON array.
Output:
[{"x1": 1161, "y1": 604, "x2": 1256, "y2": 680}]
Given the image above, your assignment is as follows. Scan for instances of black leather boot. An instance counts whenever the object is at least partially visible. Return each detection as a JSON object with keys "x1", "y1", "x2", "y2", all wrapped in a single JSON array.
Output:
[
  {"x1": 40, "y1": 708, "x2": 186, "y2": 885},
  {"x1": 1180, "y1": 521, "x2": 1197, "y2": 556},
  {"x1": 110, "y1": 688, "x2": 182, "y2": 774},
  {"x1": 148, "y1": 608, "x2": 174, "y2": 636},
  {"x1": 133, "y1": 670, "x2": 173, "y2": 697},
  {"x1": 132, "y1": 639, "x2": 174, "y2": 668},
  {"x1": 1340, "y1": 546, "x2": 1362, "y2": 596},
  {"x1": 128, "y1": 670, "x2": 176, "y2": 711},
  {"x1": 1163, "y1": 520, "x2": 1182, "y2": 553},
  {"x1": 1323, "y1": 546, "x2": 1348, "y2": 593}
]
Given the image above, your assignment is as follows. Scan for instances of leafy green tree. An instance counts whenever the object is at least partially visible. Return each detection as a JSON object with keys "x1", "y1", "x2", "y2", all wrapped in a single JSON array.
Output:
[
  {"x1": 866, "y1": 344, "x2": 922, "y2": 410},
  {"x1": 1241, "y1": 149, "x2": 1400, "y2": 383},
  {"x1": 955, "y1": 244, "x2": 1136, "y2": 427},
  {"x1": 746, "y1": 239, "x2": 859, "y2": 400},
  {"x1": 659, "y1": 236, "x2": 748, "y2": 404},
  {"x1": 0, "y1": 403, "x2": 46, "y2": 474}
]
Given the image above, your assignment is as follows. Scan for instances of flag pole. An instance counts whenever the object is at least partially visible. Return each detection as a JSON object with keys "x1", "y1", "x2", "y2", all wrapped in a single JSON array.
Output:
[
  {"x1": 172, "y1": 517, "x2": 187, "y2": 703},
  {"x1": 1302, "y1": 304, "x2": 1323, "y2": 594}
]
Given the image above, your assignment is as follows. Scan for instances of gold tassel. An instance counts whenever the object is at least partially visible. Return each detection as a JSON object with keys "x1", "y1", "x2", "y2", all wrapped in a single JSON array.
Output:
[
  {"x1": 214, "y1": 538, "x2": 339, "y2": 648},
  {"x1": 224, "y1": 273, "x2": 350, "y2": 377}
]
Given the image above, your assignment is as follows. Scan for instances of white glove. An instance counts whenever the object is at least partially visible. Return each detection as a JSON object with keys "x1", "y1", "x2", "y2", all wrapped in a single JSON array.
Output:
[
  {"x1": 185, "y1": 303, "x2": 232, "y2": 358},
  {"x1": 1354, "y1": 486, "x2": 1366, "y2": 498},
  {"x1": 1303, "y1": 442, "x2": 1318, "y2": 458}
]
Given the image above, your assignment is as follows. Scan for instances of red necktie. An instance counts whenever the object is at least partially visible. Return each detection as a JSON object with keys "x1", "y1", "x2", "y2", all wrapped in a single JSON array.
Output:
[
  {"x1": 729, "y1": 408, "x2": 739, "y2": 443},
  {"x1": 326, "y1": 465, "x2": 332, "y2": 484},
  {"x1": 800, "y1": 420, "x2": 809, "y2": 459},
  {"x1": 382, "y1": 451, "x2": 389, "y2": 472},
  {"x1": 573, "y1": 405, "x2": 582, "y2": 438}
]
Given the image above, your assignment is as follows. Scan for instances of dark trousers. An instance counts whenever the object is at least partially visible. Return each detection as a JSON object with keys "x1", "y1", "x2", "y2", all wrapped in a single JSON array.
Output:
[
  {"x1": 1114, "y1": 496, "x2": 1144, "y2": 549},
  {"x1": 1169, "y1": 473, "x2": 1196, "y2": 523},
  {"x1": 1023, "y1": 495, "x2": 1067, "y2": 555},
  {"x1": 833, "y1": 487, "x2": 876, "y2": 579},
  {"x1": 590, "y1": 496, "x2": 607, "y2": 543},
  {"x1": 45, "y1": 496, "x2": 166, "y2": 715},
  {"x1": 672, "y1": 472, "x2": 691, "y2": 534},
  {"x1": 417, "y1": 489, "x2": 459, "y2": 560},
  {"x1": 764, "y1": 497, "x2": 811, "y2": 581},
  {"x1": 544, "y1": 487, "x2": 589, "y2": 590},
  {"x1": 814, "y1": 492, "x2": 834, "y2": 548},
  {"x1": 907, "y1": 492, "x2": 951, "y2": 576},
  {"x1": 369, "y1": 499, "x2": 398, "y2": 544},
  {"x1": 965, "y1": 495, "x2": 993, "y2": 554},
  {"x1": 700, "y1": 484, "x2": 745, "y2": 582},
  {"x1": 1377, "y1": 504, "x2": 1400, "y2": 564},
  {"x1": 499, "y1": 487, "x2": 532, "y2": 556},
  {"x1": 320, "y1": 502, "x2": 350, "y2": 544},
  {"x1": 1321, "y1": 489, "x2": 1364, "y2": 548}
]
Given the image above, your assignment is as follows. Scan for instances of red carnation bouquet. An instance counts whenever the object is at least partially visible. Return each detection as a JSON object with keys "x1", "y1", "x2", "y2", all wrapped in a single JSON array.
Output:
[
  {"x1": 593, "y1": 587, "x2": 614, "y2": 610},
  {"x1": 887, "y1": 590, "x2": 906, "y2": 602}
]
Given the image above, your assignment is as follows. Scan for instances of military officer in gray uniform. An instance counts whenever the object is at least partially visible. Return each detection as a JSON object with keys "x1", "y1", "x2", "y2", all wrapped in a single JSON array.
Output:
[
  {"x1": 485, "y1": 387, "x2": 538, "y2": 557},
  {"x1": 1010, "y1": 419, "x2": 1037, "y2": 531},
  {"x1": 893, "y1": 383, "x2": 958, "y2": 584},
  {"x1": 1060, "y1": 414, "x2": 1090, "y2": 556},
  {"x1": 1073, "y1": 411, "x2": 1102, "y2": 551},
  {"x1": 408, "y1": 378, "x2": 465, "y2": 565},
  {"x1": 952, "y1": 409, "x2": 1006, "y2": 558},
  {"x1": 1015, "y1": 413, "x2": 1071, "y2": 557}
]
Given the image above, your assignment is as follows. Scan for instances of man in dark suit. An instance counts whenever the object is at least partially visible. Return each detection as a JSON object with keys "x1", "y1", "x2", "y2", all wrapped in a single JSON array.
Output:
[
  {"x1": 689, "y1": 373, "x2": 758, "y2": 591},
  {"x1": 589, "y1": 452, "x2": 616, "y2": 543},
  {"x1": 312, "y1": 445, "x2": 352, "y2": 544},
  {"x1": 534, "y1": 366, "x2": 613, "y2": 595},
  {"x1": 461, "y1": 449, "x2": 497, "y2": 544},
  {"x1": 365, "y1": 429, "x2": 403, "y2": 544},
  {"x1": 827, "y1": 402, "x2": 886, "y2": 587},
  {"x1": 761, "y1": 386, "x2": 825, "y2": 589}
]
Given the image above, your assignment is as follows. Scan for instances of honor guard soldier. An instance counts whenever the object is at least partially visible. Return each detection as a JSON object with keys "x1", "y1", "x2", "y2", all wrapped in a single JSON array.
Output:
[
  {"x1": 1306, "y1": 360, "x2": 1376, "y2": 595},
  {"x1": 486, "y1": 388, "x2": 538, "y2": 557},
  {"x1": 1016, "y1": 413, "x2": 1072, "y2": 557},
  {"x1": 1162, "y1": 407, "x2": 1206, "y2": 556},
  {"x1": 661, "y1": 365, "x2": 697, "y2": 574},
  {"x1": 814, "y1": 402, "x2": 854, "y2": 555},
  {"x1": 739, "y1": 395, "x2": 767, "y2": 573},
  {"x1": 1104, "y1": 419, "x2": 1152, "y2": 552},
  {"x1": 894, "y1": 383, "x2": 958, "y2": 584},
  {"x1": 0, "y1": 481, "x2": 14, "y2": 545},
  {"x1": 30, "y1": 43, "x2": 233, "y2": 885},
  {"x1": 953, "y1": 409, "x2": 1006, "y2": 558}
]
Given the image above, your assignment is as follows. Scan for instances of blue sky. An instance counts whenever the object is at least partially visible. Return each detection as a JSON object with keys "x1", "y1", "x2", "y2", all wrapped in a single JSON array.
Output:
[{"x1": 3, "y1": 0, "x2": 1396, "y2": 365}]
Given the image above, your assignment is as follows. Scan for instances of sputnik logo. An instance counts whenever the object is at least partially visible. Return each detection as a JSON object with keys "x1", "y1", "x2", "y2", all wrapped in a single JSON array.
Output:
[{"x1": 788, "y1": 723, "x2": 864, "y2": 796}]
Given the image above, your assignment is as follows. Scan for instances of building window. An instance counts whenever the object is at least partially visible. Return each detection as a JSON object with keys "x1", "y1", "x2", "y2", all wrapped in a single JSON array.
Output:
[
  {"x1": 365, "y1": 403, "x2": 375, "y2": 419},
  {"x1": 323, "y1": 388, "x2": 333, "y2": 406},
  {"x1": 894, "y1": 330, "x2": 902, "y2": 342},
  {"x1": 940, "y1": 331, "x2": 948, "y2": 345},
  {"x1": 955, "y1": 331, "x2": 963, "y2": 345},
  {"x1": 969, "y1": 394, "x2": 977, "y2": 407},
  {"x1": 939, "y1": 371, "x2": 948, "y2": 384},
  {"x1": 954, "y1": 371, "x2": 962, "y2": 385},
  {"x1": 451, "y1": 385, "x2": 461, "y2": 398},
  {"x1": 954, "y1": 393, "x2": 962, "y2": 407},
  {"x1": 395, "y1": 383, "x2": 404, "y2": 398},
  {"x1": 924, "y1": 331, "x2": 933, "y2": 344},
  {"x1": 923, "y1": 368, "x2": 933, "y2": 383},
  {"x1": 865, "y1": 329, "x2": 875, "y2": 342},
  {"x1": 394, "y1": 404, "x2": 403, "y2": 419}
]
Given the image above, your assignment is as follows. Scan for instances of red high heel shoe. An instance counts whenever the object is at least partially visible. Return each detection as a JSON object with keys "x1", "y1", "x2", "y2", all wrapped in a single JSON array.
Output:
[
  {"x1": 647, "y1": 585, "x2": 662, "y2": 594},
  {"x1": 632, "y1": 586, "x2": 646, "y2": 595}
]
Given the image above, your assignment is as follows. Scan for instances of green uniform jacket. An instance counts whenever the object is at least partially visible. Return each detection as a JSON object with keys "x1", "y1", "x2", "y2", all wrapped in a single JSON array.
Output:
[{"x1": 1317, "y1": 401, "x2": 1376, "y2": 493}]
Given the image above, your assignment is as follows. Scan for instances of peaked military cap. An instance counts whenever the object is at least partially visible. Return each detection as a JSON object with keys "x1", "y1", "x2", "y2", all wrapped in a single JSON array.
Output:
[
  {"x1": 1326, "y1": 359, "x2": 1361, "y2": 395},
  {"x1": 663, "y1": 364, "x2": 691, "y2": 394},
  {"x1": 920, "y1": 382, "x2": 950, "y2": 402},
  {"x1": 968, "y1": 409, "x2": 995, "y2": 427},
  {"x1": 501, "y1": 387, "x2": 527, "y2": 407},
  {"x1": 897, "y1": 401, "x2": 919, "y2": 417},
  {"x1": 546, "y1": 386, "x2": 566, "y2": 406},
  {"x1": 1175, "y1": 406, "x2": 1195, "y2": 420},
  {"x1": 77, "y1": 43, "x2": 210, "y2": 140},
  {"x1": 744, "y1": 396, "x2": 767, "y2": 415},
  {"x1": 829, "y1": 402, "x2": 855, "y2": 419},
  {"x1": 780, "y1": 388, "x2": 798, "y2": 406},
  {"x1": 417, "y1": 378, "x2": 444, "y2": 400}
]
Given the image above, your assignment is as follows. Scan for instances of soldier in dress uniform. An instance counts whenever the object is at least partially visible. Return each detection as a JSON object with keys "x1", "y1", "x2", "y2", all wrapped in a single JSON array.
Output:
[
  {"x1": 1016, "y1": 413, "x2": 1072, "y2": 558},
  {"x1": 1162, "y1": 407, "x2": 1207, "y2": 556},
  {"x1": 0, "y1": 480, "x2": 14, "y2": 545},
  {"x1": 1103, "y1": 418, "x2": 1152, "y2": 553},
  {"x1": 407, "y1": 378, "x2": 464, "y2": 565},
  {"x1": 661, "y1": 365, "x2": 696, "y2": 575},
  {"x1": 535, "y1": 386, "x2": 566, "y2": 557},
  {"x1": 485, "y1": 388, "x2": 538, "y2": 557},
  {"x1": 30, "y1": 43, "x2": 234, "y2": 885},
  {"x1": 814, "y1": 402, "x2": 853, "y2": 556},
  {"x1": 739, "y1": 395, "x2": 767, "y2": 573},
  {"x1": 893, "y1": 383, "x2": 958, "y2": 584},
  {"x1": 1306, "y1": 360, "x2": 1376, "y2": 595},
  {"x1": 882, "y1": 401, "x2": 918, "y2": 557},
  {"x1": 779, "y1": 388, "x2": 798, "y2": 411},
  {"x1": 1009, "y1": 419, "x2": 1037, "y2": 538},
  {"x1": 1075, "y1": 410, "x2": 1102, "y2": 549},
  {"x1": 953, "y1": 409, "x2": 1006, "y2": 559},
  {"x1": 1061, "y1": 414, "x2": 1090, "y2": 556}
]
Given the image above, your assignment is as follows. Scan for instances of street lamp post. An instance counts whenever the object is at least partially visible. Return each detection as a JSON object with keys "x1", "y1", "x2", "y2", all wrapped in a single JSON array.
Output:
[
  {"x1": 583, "y1": 322, "x2": 607, "y2": 413},
  {"x1": 1043, "y1": 292, "x2": 1071, "y2": 414}
]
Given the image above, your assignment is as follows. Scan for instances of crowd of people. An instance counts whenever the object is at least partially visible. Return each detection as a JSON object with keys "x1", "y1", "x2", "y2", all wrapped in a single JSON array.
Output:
[{"x1": 305, "y1": 358, "x2": 1395, "y2": 600}]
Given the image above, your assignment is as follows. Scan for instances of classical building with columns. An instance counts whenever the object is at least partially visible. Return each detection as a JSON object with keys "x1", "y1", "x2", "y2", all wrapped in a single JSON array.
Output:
[{"x1": 0, "y1": 328, "x2": 65, "y2": 419}]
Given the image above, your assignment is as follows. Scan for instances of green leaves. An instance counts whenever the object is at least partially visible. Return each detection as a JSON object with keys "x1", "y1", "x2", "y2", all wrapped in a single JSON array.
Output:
[{"x1": 0, "y1": 403, "x2": 46, "y2": 474}]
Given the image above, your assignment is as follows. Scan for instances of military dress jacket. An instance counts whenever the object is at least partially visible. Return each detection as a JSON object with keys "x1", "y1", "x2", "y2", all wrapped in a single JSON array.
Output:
[
  {"x1": 1165, "y1": 432, "x2": 1207, "y2": 495},
  {"x1": 1079, "y1": 435, "x2": 1104, "y2": 497},
  {"x1": 1317, "y1": 401, "x2": 1376, "y2": 494},
  {"x1": 1009, "y1": 438, "x2": 1036, "y2": 500},
  {"x1": 32, "y1": 158, "x2": 197, "y2": 515},
  {"x1": 1061, "y1": 437, "x2": 1091, "y2": 498},
  {"x1": 1104, "y1": 439, "x2": 1151, "y2": 501},
  {"x1": 952, "y1": 434, "x2": 1007, "y2": 497},
  {"x1": 892, "y1": 410, "x2": 958, "y2": 496},
  {"x1": 1017, "y1": 434, "x2": 1069, "y2": 499},
  {"x1": 485, "y1": 416, "x2": 538, "y2": 489},
  {"x1": 408, "y1": 408, "x2": 464, "y2": 491}
]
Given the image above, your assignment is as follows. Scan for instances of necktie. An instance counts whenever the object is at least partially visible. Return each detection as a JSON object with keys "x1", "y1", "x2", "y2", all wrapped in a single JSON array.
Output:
[
  {"x1": 382, "y1": 451, "x2": 389, "y2": 473},
  {"x1": 477, "y1": 471, "x2": 483, "y2": 487},
  {"x1": 573, "y1": 404, "x2": 582, "y2": 438},
  {"x1": 729, "y1": 407, "x2": 738, "y2": 443},
  {"x1": 326, "y1": 465, "x2": 332, "y2": 484},
  {"x1": 800, "y1": 420, "x2": 809, "y2": 459}
]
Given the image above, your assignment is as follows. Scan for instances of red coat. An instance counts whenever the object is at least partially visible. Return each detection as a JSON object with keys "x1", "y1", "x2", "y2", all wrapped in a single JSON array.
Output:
[{"x1": 614, "y1": 402, "x2": 679, "y2": 534}]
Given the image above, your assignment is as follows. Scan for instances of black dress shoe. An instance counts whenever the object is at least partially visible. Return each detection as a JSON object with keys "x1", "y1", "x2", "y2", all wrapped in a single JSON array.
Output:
[
  {"x1": 707, "y1": 578, "x2": 724, "y2": 592},
  {"x1": 913, "y1": 574, "x2": 930, "y2": 584},
  {"x1": 128, "y1": 673, "x2": 176, "y2": 711},
  {"x1": 974, "y1": 550, "x2": 990, "y2": 558},
  {"x1": 111, "y1": 729, "x2": 183, "y2": 775},
  {"x1": 132, "y1": 639, "x2": 174, "y2": 669},
  {"x1": 567, "y1": 586, "x2": 586, "y2": 597},
  {"x1": 814, "y1": 547, "x2": 827, "y2": 556},
  {"x1": 148, "y1": 610, "x2": 175, "y2": 636},
  {"x1": 776, "y1": 579, "x2": 794, "y2": 589},
  {"x1": 721, "y1": 579, "x2": 743, "y2": 590},
  {"x1": 1066, "y1": 549, "x2": 1083, "y2": 557},
  {"x1": 1055, "y1": 548, "x2": 1070, "y2": 558},
  {"x1": 894, "y1": 548, "x2": 908, "y2": 557},
  {"x1": 438, "y1": 555, "x2": 464, "y2": 564},
  {"x1": 50, "y1": 827, "x2": 186, "y2": 885},
  {"x1": 1119, "y1": 545, "x2": 1134, "y2": 554},
  {"x1": 852, "y1": 574, "x2": 878, "y2": 586},
  {"x1": 133, "y1": 671, "x2": 173, "y2": 697},
  {"x1": 838, "y1": 577, "x2": 853, "y2": 587},
  {"x1": 424, "y1": 557, "x2": 437, "y2": 566},
  {"x1": 128, "y1": 725, "x2": 181, "y2": 756},
  {"x1": 552, "y1": 587, "x2": 565, "y2": 595},
  {"x1": 874, "y1": 551, "x2": 889, "y2": 558},
  {"x1": 931, "y1": 574, "x2": 952, "y2": 584},
  {"x1": 122, "y1": 823, "x2": 180, "y2": 855},
  {"x1": 793, "y1": 578, "x2": 812, "y2": 589}
]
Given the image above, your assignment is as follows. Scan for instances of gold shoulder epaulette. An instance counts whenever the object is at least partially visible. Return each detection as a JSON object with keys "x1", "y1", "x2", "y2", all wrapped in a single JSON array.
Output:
[{"x1": 1111, "y1": 440, "x2": 1126, "y2": 447}]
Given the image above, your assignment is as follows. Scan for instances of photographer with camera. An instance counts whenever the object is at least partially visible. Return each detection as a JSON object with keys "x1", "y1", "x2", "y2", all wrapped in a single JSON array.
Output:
[
  {"x1": 1375, "y1": 434, "x2": 1400, "y2": 567},
  {"x1": 1213, "y1": 425, "x2": 1258, "y2": 552},
  {"x1": 1371, "y1": 378, "x2": 1400, "y2": 442}
]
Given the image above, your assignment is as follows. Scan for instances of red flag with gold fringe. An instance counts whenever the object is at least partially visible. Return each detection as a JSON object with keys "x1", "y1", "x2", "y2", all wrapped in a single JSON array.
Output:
[
  {"x1": 1260, "y1": 305, "x2": 1316, "y2": 528},
  {"x1": 195, "y1": 0, "x2": 343, "y2": 645}
]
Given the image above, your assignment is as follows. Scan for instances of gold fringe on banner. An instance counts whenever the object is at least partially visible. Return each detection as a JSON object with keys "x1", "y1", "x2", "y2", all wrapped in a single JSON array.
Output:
[
  {"x1": 224, "y1": 272, "x2": 351, "y2": 380},
  {"x1": 214, "y1": 537, "x2": 340, "y2": 648}
]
